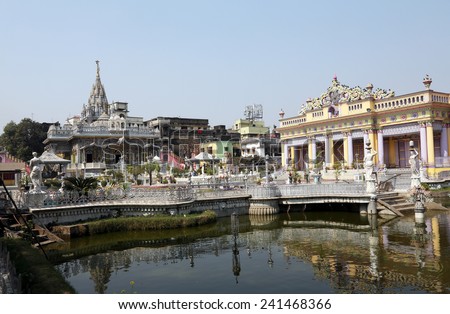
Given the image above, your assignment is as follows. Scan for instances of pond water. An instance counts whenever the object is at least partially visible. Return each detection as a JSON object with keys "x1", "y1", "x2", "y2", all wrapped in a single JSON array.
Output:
[{"x1": 47, "y1": 201, "x2": 450, "y2": 294}]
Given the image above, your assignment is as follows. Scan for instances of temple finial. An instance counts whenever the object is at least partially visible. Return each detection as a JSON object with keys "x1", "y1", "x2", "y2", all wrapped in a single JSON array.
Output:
[{"x1": 95, "y1": 60, "x2": 100, "y2": 77}]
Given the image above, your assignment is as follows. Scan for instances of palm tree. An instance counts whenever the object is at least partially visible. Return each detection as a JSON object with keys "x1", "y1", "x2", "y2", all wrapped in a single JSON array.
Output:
[{"x1": 63, "y1": 177, "x2": 99, "y2": 196}]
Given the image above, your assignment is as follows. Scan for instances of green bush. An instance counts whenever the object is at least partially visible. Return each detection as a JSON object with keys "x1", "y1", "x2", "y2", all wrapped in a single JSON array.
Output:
[
  {"x1": 87, "y1": 210, "x2": 217, "y2": 235},
  {"x1": 43, "y1": 178, "x2": 62, "y2": 190}
]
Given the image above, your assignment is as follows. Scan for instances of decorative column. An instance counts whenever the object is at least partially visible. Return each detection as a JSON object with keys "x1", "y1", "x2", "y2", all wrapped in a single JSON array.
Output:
[
  {"x1": 377, "y1": 129, "x2": 384, "y2": 167},
  {"x1": 447, "y1": 125, "x2": 450, "y2": 158},
  {"x1": 324, "y1": 133, "x2": 331, "y2": 167},
  {"x1": 368, "y1": 129, "x2": 377, "y2": 165},
  {"x1": 290, "y1": 146, "x2": 295, "y2": 169},
  {"x1": 283, "y1": 144, "x2": 289, "y2": 168},
  {"x1": 343, "y1": 132, "x2": 349, "y2": 168},
  {"x1": 347, "y1": 132, "x2": 354, "y2": 168},
  {"x1": 441, "y1": 123, "x2": 448, "y2": 157},
  {"x1": 307, "y1": 137, "x2": 317, "y2": 170},
  {"x1": 329, "y1": 134, "x2": 334, "y2": 167},
  {"x1": 419, "y1": 123, "x2": 428, "y2": 163},
  {"x1": 426, "y1": 122, "x2": 435, "y2": 167},
  {"x1": 307, "y1": 137, "x2": 313, "y2": 169},
  {"x1": 311, "y1": 137, "x2": 317, "y2": 162},
  {"x1": 388, "y1": 137, "x2": 396, "y2": 167},
  {"x1": 394, "y1": 140, "x2": 399, "y2": 167}
]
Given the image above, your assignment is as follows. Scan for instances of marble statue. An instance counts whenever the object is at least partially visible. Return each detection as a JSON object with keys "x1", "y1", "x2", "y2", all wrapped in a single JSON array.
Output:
[
  {"x1": 29, "y1": 152, "x2": 42, "y2": 191},
  {"x1": 409, "y1": 148, "x2": 419, "y2": 176},
  {"x1": 364, "y1": 147, "x2": 377, "y2": 180},
  {"x1": 30, "y1": 166, "x2": 42, "y2": 192}
]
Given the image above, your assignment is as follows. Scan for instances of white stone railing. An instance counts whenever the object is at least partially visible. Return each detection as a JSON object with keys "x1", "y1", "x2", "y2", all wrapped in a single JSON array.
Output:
[
  {"x1": 431, "y1": 93, "x2": 450, "y2": 104},
  {"x1": 373, "y1": 92, "x2": 429, "y2": 112},
  {"x1": 21, "y1": 181, "x2": 371, "y2": 210},
  {"x1": 74, "y1": 126, "x2": 159, "y2": 137},
  {"x1": 194, "y1": 188, "x2": 248, "y2": 199},
  {"x1": 66, "y1": 162, "x2": 107, "y2": 170},
  {"x1": 278, "y1": 182, "x2": 366, "y2": 197},
  {"x1": 129, "y1": 186, "x2": 194, "y2": 202},
  {"x1": 435, "y1": 157, "x2": 450, "y2": 168}
]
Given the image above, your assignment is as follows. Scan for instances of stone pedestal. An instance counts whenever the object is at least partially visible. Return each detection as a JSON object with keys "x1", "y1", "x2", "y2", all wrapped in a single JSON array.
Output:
[
  {"x1": 414, "y1": 198, "x2": 425, "y2": 221},
  {"x1": 249, "y1": 200, "x2": 280, "y2": 215},
  {"x1": 366, "y1": 178, "x2": 377, "y2": 193},
  {"x1": 365, "y1": 177, "x2": 378, "y2": 214},
  {"x1": 24, "y1": 191, "x2": 46, "y2": 208},
  {"x1": 411, "y1": 174, "x2": 421, "y2": 189},
  {"x1": 359, "y1": 203, "x2": 367, "y2": 215},
  {"x1": 311, "y1": 174, "x2": 321, "y2": 184},
  {"x1": 367, "y1": 195, "x2": 377, "y2": 215}
]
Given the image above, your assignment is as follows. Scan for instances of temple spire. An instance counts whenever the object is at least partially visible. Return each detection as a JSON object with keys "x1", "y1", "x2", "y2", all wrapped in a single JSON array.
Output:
[
  {"x1": 95, "y1": 60, "x2": 100, "y2": 78},
  {"x1": 82, "y1": 60, "x2": 109, "y2": 122}
]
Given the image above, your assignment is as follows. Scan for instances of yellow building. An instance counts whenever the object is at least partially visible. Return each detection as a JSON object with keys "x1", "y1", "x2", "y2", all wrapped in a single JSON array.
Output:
[{"x1": 278, "y1": 75, "x2": 450, "y2": 178}]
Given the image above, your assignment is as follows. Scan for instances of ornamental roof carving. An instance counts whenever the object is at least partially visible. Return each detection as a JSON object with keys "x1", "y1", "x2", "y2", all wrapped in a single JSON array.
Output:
[{"x1": 298, "y1": 76, "x2": 395, "y2": 115}]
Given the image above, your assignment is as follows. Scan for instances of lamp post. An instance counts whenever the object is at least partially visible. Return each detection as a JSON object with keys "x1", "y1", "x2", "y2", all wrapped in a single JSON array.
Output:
[
  {"x1": 243, "y1": 172, "x2": 248, "y2": 193},
  {"x1": 212, "y1": 154, "x2": 216, "y2": 188},
  {"x1": 118, "y1": 128, "x2": 127, "y2": 184},
  {"x1": 265, "y1": 154, "x2": 269, "y2": 185}
]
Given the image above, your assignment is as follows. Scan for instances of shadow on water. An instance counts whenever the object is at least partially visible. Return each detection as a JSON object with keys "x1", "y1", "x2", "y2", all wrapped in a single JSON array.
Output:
[{"x1": 48, "y1": 207, "x2": 450, "y2": 294}]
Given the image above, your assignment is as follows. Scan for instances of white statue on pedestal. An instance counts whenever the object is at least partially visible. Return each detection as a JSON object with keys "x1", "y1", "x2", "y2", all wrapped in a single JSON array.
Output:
[
  {"x1": 409, "y1": 148, "x2": 419, "y2": 176},
  {"x1": 30, "y1": 166, "x2": 42, "y2": 192},
  {"x1": 29, "y1": 152, "x2": 42, "y2": 192},
  {"x1": 364, "y1": 147, "x2": 377, "y2": 180}
]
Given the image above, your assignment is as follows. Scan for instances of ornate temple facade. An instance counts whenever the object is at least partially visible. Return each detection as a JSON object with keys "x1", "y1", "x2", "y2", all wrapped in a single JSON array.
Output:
[
  {"x1": 44, "y1": 61, "x2": 160, "y2": 176},
  {"x1": 277, "y1": 75, "x2": 450, "y2": 178}
]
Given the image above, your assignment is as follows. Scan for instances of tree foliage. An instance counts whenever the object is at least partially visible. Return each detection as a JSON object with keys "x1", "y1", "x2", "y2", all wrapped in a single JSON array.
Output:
[
  {"x1": 0, "y1": 118, "x2": 49, "y2": 161},
  {"x1": 63, "y1": 177, "x2": 99, "y2": 196}
]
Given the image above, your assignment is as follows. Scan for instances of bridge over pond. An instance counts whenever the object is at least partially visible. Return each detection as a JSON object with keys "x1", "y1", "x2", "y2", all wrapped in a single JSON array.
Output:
[{"x1": 12, "y1": 178, "x2": 409, "y2": 226}]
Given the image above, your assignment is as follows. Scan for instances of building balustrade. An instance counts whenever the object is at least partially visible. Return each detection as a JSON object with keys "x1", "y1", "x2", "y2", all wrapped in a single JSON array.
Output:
[
  {"x1": 279, "y1": 91, "x2": 438, "y2": 129},
  {"x1": 66, "y1": 162, "x2": 107, "y2": 170},
  {"x1": 47, "y1": 126, "x2": 160, "y2": 139},
  {"x1": 373, "y1": 92, "x2": 428, "y2": 112},
  {"x1": 435, "y1": 157, "x2": 450, "y2": 168}
]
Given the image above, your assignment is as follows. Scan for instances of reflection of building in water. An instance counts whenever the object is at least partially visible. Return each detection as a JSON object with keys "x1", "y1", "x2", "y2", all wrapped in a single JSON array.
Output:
[
  {"x1": 54, "y1": 213, "x2": 450, "y2": 293},
  {"x1": 280, "y1": 214, "x2": 448, "y2": 293},
  {"x1": 231, "y1": 212, "x2": 241, "y2": 282},
  {"x1": 248, "y1": 214, "x2": 279, "y2": 226}
]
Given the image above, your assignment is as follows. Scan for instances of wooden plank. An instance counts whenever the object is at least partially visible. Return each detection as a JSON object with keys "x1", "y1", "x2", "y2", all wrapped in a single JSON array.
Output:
[{"x1": 377, "y1": 199, "x2": 404, "y2": 217}]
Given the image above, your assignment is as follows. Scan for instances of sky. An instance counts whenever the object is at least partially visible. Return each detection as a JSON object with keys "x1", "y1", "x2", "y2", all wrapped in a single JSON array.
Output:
[{"x1": 2, "y1": 0, "x2": 450, "y2": 132}]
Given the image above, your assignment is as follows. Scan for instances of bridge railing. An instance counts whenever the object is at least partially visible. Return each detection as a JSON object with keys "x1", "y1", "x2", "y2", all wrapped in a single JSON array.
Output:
[
  {"x1": 277, "y1": 182, "x2": 367, "y2": 197},
  {"x1": 194, "y1": 188, "x2": 248, "y2": 199},
  {"x1": 22, "y1": 181, "x2": 368, "y2": 209}
]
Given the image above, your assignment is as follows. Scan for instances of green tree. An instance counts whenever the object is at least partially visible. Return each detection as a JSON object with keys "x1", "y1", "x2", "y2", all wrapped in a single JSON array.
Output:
[
  {"x1": 127, "y1": 165, "x2": 144, "y2": 183},
  {"x1": 143, "y1": 162, "x2": 160, "y2": 185},
  {"x1": 0, "y1": 118, "x2": 49, "y2": 161}
]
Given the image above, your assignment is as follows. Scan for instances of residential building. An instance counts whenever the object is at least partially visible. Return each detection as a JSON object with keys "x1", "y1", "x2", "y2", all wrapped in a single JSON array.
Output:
[{"x1": 0, "y1": 148, "x2": 25, "y2": 187}]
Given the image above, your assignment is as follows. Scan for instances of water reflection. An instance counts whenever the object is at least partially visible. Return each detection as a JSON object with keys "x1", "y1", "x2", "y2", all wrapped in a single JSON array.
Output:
[
  {"x1": 49, "y1": 209, "x2": 450, "y2": 294},
  {"x1": 231, "y1": 212, "x2": 240, "y2": 282}
]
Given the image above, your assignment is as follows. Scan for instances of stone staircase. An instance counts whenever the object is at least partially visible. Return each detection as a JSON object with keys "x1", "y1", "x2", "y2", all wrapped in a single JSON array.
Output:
[
  {"x1": 0, "y1": 213, "x2": 62, "y2": 247},
  {"x1": 377, "y1": 192, "x2": 414, "y2": 216},
  {"x1": 379, "y1": 168, "x2": 412, "y2": 192}
]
